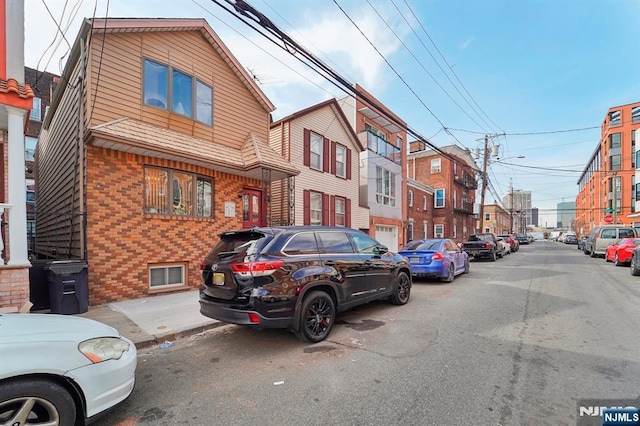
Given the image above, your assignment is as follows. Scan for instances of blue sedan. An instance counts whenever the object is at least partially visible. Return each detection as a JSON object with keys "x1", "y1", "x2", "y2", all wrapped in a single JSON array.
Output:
[{"x1": 399, "y1": 238, "x2": 469, "y2": 282}]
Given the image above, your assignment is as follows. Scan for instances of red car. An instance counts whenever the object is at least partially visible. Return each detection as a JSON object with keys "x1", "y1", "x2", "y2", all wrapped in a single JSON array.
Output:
[{"x1": 604, "y1": 238, "x2": 640, "y2": 265}]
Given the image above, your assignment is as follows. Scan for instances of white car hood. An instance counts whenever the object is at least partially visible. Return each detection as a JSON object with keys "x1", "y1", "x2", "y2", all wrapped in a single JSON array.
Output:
[{"x1": 0, "y1": 313, "x2": 120, "y2": 343}]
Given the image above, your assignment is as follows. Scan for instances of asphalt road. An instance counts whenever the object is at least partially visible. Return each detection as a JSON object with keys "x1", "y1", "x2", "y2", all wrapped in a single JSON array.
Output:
[{"x1": 94, "y1": 241, "x2": 640, "y2": 426}]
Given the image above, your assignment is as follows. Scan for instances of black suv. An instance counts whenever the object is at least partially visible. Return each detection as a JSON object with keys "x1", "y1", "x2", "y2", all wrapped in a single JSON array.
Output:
[{"x1": 199, "y1": 226, "x2": 412, "y2": 343}]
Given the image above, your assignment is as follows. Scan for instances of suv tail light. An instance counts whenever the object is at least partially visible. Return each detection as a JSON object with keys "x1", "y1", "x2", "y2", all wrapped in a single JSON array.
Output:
[{"x1": 230, "y1": 260, "x2": 284, "y2": 277}]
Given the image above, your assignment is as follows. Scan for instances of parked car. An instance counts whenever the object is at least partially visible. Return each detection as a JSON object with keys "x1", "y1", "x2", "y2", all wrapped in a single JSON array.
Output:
[
  {"x1": 577, "y1": 236, "x2": 588, "y2": 250},
  {"x1": 199, "y1": 226, "x2": 412, "y2": 343},
  {"x1": 604, "y1": 238, "x2": 640, "y2": 266},
  {"x1": 399, "y1": 238, "x2": 469, "y2": 282},
  {"x1": 630, "y1": 246, "x2": 640, "y2": 276},
  {"x1": 497, "y1": 237, "x2": 512, "y2": 255},
  {"x1": 460, "y1": 233, "x2": 503, "y2": 261},
  {"x1": 584, "y1": 225, "x2": 637, "y2": 258},
  {"x1": 0, "y1": 314, "x2": 137, "y2": 425},
  {"x1": 514, "y1": 233, "x2": 529, "y2": 245},
  {"x1": 563, "y1": 234, "x2": 578, "y2": 244},
  {"x1": 498, "y1": 234, "x2": 519, "y2": 252}
]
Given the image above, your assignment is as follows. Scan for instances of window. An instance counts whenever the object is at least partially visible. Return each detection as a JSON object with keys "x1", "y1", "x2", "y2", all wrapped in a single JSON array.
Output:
[
  {"x1": 283, "y1": 232, "x2": 318, "y2": 255},
  {"x1": 149, "y1": 264, "x2": 185, "y2": 288},
  {"x1": 172, "y1": 70, "x2": 193, "y2": 118},
  {"x1": 310, "y1": 132, "x2": 323, "y2": 171},
  {"x1": 144, "y1": 167, "x2": 212, "y2": 217},
  {"x1": 407, "y1": 222, "x2": 414, "y2": 242},
  {"x1": 423, "y1": 222, "x2": 428, "y2": 239},
  {"x1": 408, "y1": 190, "x2": 414, "y2": 207},
  {"x1": 633, "y1": 130, "x2": 636, "y2": 168},
  {"x1": 351, "y1": 233, "x2": 379, "y2": 254},
  {"x1": 423, "y1": 195, "x2": 427, "y2": 211},
  {"x1": 143, "y1": 59, "x2": 168, "y2": 109},
  {"x1": 335, "y1": 197, "x2": 346, "y2": 226},
  {"x1": 196, "y1": 80, "x2": 213, "y2": 126},
  {"x1": 609, "y1": 110, "x2": 621, "y2": 126},
  {"x1": 633, "y1": 106, "x2": 640, "y2": 124},
  {"x1": 610, "y1": 133, "x2": 621, "y2": 149},
  {"x1": 435, "y1": 189, "x2": 445, "y2": 208},
  {"x1": 431, "y1": 158, "x2": 441, "y2": 173},
  {"x1": 375, "y1": 166, "x2": 396, "y2": 206},
  {"x1": 335, "y1": 144, "x2": 346, "y2": 178},
  {"x1": 453, "y1": 224, "x2": 457, "y2": 238},
  {"x1": 143, "y1": 59, "x2": 213, "y2": 126},
  {"x1": 610, "y1": 154, "x2": 621, "y2": 171},
  {"x1": 25, "y1": 136, "x2": 37, "y2": 162},
  {"x1": 485, "y1": 213, "x2": 490, "y2": 221},
  {"x1": 30, "y1": 97, "x2": 41, "y2": 121},
  {"x1": 310, "y1": 191, "x2": 323, "y2": 225},
  {"x1": 316, "y1": 231, "x2": 353, "y2": 253},
  {"x1": 434, "y1": 224, "x2": 444, "y2": 238}
]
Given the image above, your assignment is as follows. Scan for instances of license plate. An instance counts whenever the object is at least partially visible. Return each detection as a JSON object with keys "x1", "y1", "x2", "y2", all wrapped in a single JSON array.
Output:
[
  {"x1": 468, "y1": 250, "x2": 478, "y2": 254},
  {"x1": 213, "y1": 272, "x2": 225, "y2": 286},
  {"x1": 409, "y1": 257, "x2": 420, "y2": 263}
]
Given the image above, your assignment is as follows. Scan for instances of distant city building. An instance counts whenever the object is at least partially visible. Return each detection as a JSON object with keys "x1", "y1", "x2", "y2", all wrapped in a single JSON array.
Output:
[
  {"x1": 502, "y1": 190, "x2": 532, "y2": 233},
  {"x1": 556, "y1": 201, "x2": 576, "y2": 230},
  {"x1": 531, "y1": 207, "x2": 539, "y2": 227}
]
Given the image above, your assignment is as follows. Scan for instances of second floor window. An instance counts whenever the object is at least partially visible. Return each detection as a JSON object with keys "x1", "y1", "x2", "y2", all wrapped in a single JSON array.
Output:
[
  {"x1": 423, "y1": 195, "x2": 427, "y2": 210},
  {"x1": 408, "y1": 190, "x2": 414, "y2": 207},
  {"x1": 434, "y1": 224, "x2": 444, "y2": 238},
  {"x1": 376, "y1": 166, "x2": 396, "y2": 206},
  {"x1": 30, "y1": 97, "x2": 42, "y2": 121},
  {"x1": 335, "y1": 144, "x2": 346, "y2": 178},
  {"x1": 25, "y1": 136, "x2": 37, "y2": 162},
  {"x1": 485, "y1": 213, "x2": 490, "y2": 221},
  {"x1": 310, "y1": 132, "x2": 323, "y2": 171},
  {"x1": 435, "y1": 188, "x2": 445, "y2": 208},
  {"x1": 143, "y1": 59, "x2": 213, "y2": 125}
]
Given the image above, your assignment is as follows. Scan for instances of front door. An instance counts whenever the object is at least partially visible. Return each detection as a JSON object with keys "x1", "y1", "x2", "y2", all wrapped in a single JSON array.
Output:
[{"x1": 242, "y1": 188, "x2": 263, "y2": 228}]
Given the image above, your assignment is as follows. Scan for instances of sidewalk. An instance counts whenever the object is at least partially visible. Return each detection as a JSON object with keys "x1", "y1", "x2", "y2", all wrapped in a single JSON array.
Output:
[{"x1": 77, "y1": 290, "x2": 223, "y2": 349}]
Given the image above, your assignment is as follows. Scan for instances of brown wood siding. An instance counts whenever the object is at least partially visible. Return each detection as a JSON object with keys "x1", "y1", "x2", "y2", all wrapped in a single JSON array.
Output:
[
  {"x1": 87, "y1": 31, "x2": 268, "y2": 148},
  {"x1": 35, "y1": 59, "x2": 85, "y2": 259}
]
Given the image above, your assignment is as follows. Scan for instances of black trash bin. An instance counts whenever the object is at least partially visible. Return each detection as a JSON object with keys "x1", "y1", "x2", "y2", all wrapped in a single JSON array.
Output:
[{"x1": 45, "y1": 260, "x2": 88, "y2": 315}]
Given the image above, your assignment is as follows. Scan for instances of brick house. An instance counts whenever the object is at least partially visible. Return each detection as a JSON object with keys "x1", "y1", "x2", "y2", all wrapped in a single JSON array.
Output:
[
  {"x1": 339, "y1": 85, "x2": 408, "y2": 251},
  {"x1": 481, "y1": 203, "x2": 511, "y2": 235},
  {"x1": 36, "y1": 18, "x2": 298, "y2": 305},
  {"x1": 269, "y1": 98, "x2": 369, "y2": 229},
  {"x1": 406, "y1": 178, "x2": 434, "y2": 243},
  {"x1": 407, "y1": 143, "x2": 479, "y2": 243}
]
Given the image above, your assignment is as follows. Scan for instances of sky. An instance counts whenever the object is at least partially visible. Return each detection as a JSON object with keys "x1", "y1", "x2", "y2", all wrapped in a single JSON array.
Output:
[{"x1": 24, "y1": 0, "x2": 640, "y2": 228}]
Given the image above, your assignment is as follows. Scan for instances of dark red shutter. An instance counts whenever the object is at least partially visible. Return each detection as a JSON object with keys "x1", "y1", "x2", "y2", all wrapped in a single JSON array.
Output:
[
  {"x1": 323, "y1": 137, "x2": 330, "y2": 173},
  {"x1": 346, "y1": 198, "x2": 351, "y2": 228},
  {"x1": 303, "y1": 129, "x2": 310, "y2": 167},
  {"x1": 329, "y1": 195, "x2": 336, "y2": 226},
  {"x1": 330, "y1": 141, "x2": 337, "y2": 175},
  {"x1": 323, "y1": 193, "x2": 330, "y2": 225},
  {"x1": 303, "y1": 190, "x2": 310, "y2": 225},
  {"x1": 346, "y1": 148, "x2": 352, "y2": 180}
]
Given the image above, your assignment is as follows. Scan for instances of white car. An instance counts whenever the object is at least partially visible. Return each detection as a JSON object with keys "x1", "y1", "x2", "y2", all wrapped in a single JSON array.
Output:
[
  {"x1": 497, "y1": 237, "x2": 511, "y2": 256},
  {"x1": 0, "y1": 313, "x2": 137, "y2": 425}
]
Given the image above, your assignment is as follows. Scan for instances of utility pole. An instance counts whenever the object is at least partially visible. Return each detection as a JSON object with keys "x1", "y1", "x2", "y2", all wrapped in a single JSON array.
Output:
[
  {"x1": 613, "y1": 171, "x2": 618, "y2": 223},
  {"x1": 478, "y1": 135, "x2": 489, "y2": 233}
]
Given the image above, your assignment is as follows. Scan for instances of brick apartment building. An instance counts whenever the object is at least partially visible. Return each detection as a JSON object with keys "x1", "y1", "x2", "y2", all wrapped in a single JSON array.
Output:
[{"x1": 576, "y1": 102, "x2": 640, "y2": 234}]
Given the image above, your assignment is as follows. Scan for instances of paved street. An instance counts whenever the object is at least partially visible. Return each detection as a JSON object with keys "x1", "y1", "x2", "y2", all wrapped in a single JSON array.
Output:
[{"x1": 94, "y1": 241, "x2": 640, "y2": 426}]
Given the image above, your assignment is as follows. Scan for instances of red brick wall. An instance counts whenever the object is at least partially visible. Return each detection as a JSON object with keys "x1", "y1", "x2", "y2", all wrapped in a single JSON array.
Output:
[
  {"x1": 0, "y1": 266, "x2": 29, "y2": 310},
  {"x1": 85, "y1": 146, "x2": 263, "y2": 305}
]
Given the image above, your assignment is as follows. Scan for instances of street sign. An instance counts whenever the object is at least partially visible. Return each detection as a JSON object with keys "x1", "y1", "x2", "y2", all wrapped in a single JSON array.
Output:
[
  {"x1": 604, "y1": 215, "x2": 613, "y2": 223},
  {"x1": 604, "y1": 208, "x2": 614, "y2": 213}
]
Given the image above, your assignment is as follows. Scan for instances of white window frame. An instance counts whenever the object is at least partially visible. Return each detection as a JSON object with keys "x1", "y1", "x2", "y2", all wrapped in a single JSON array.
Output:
[
  {"x1": 485, "y1": 213, "x2": 490, "y2": 221},
  {"x1": 30, "y1": 97, "x2": 42, "y2": 121},
  {"x1": 423, "y1": 222, "x2": 428, "y2": 239},
  {"x1": 407, "y1": 222, "x2": 414, "y2": 241},
  {"x1": 310, "y1": 191, "x2": 323, "y2": 225},
  {"x1": 435, "y1": 188, "x2": 445, "y2": 208},
  {"x1": 335, "y1": 144, "x2": 346, "y2": 178},
  {"x1": 434, "y1": 224, "x2": 444, "y2": 238},
  {"x1": 149, "y1": 263, "x2": 186, "y2": 289},
  {"x1": 431, "y1": 158, "x2": 441, "y2": 173},
  {"x1": 423, "y1": 195, "x2": 427, "y2": 211},
  {"x1": 25, "y1": 136, "x2": 37, "y2": 162},
  {"x1": 453, "y1": 224, "x2": 457, "y2": 238},
  {"x1": 310, "y1": 132, "x2": 323, "y2": 171},
  {"x1": 335, "y1": 196, "x2": 345, "y2": 226},
  {"x1": 375, "y1": 166, "x2": 396, "y2": 207},
  {"x1": 408, "y1": 189, "x2": 414, "y2": 207}
]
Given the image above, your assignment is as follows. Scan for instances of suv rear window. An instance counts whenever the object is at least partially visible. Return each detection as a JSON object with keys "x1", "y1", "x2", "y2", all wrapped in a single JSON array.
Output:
[
  {"x1": 210, "y1": 231, "x2": 266, "y2": 259},
  {"x1": 619, "y1": 229, "x2": 636, "y2": 238}
]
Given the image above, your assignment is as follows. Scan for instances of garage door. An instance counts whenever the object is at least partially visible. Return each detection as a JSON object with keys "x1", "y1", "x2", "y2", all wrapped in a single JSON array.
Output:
[{"x1": 375, "y1": 225, "x2": 398, "y2": 251}]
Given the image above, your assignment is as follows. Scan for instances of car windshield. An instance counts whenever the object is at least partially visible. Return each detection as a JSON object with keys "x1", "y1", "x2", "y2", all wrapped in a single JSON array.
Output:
[{"x1": 402, "y1": 240, "x2": 442, "y2": 251}]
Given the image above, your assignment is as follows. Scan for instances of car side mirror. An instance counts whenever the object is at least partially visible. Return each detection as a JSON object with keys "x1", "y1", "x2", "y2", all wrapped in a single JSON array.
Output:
[{"x1": 375, "y1": 245, "x2": 388, "y2": 255}]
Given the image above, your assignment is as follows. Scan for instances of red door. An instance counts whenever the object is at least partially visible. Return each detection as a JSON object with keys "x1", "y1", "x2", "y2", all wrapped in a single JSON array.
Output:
[{"x1": 242, "y1": 189, "x2": 263, "y2": 228}]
